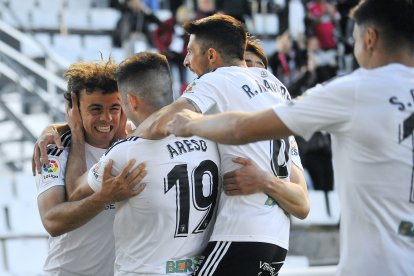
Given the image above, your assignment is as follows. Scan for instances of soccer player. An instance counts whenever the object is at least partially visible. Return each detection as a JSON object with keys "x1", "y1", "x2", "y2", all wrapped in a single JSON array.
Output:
[
  {"x1": 135, "y1": 14, "x2": 309, "y2": 275},
  {"x1": 68, "y1": 52, "x2": 221, "y2": 275},
  {"x1": 166, "y1": 1, "x2": 414, "y2": 275},
  {"x1": 35, "y1": 60, "x2": 145, "y2": 276}
]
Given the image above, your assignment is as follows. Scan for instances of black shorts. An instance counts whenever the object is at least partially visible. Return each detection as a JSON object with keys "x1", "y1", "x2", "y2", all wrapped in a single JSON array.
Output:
[{"x1": 193, "y1": 241, "x2": 287, "y2": 276}]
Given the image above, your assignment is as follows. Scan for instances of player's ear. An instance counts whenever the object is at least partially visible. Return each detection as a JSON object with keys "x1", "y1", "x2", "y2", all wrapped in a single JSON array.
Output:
[
  {"x1": 207, "y1": 48, "x2": 217, "y2": 63},
  {"x1": 364, "y1": 26, "x2": 378, "y2": 52},
  {"x1": 127, "y1": 93, "x2": 140, "y2": 111}
]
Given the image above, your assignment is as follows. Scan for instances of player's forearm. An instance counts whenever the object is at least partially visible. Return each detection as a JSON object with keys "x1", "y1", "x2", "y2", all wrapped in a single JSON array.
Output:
[
  {"x1": 187, "y1": 109, "x2": 290, "y2": 145},
  {"x1": 42, "y1": 194, "x2": 109, "y2": 237},
  {"x1": 264, "y1": 174, "x2": 309, "y2": 219}
]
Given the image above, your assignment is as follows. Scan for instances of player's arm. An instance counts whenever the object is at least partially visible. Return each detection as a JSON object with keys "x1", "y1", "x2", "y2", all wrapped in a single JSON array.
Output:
[
  {"x1": 166, "y1": 108, "x2": 294, "y2": 144},
  {"x1": 135, "y1": 97, "x2": 200, "y2": 139},
  {"x1": 38, "y1": 160, "x2": 146, "y2": 237},
  {"x1": 65, "y1": 93, "x2": 87, "y2": 196},
  {"x1": 38, "y1": 184, "x2": 115, "y2": 237},
  {"x1": 223, "y1": 158, "x2": 309, "y2": 219}
]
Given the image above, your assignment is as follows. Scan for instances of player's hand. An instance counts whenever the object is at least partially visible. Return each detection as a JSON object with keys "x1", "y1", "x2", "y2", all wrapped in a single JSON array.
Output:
[
  {"x1": 32, "y1": 125, "x2": 64, "y2": 176},
  {"x1": 113, "y1": 108, "x2": 128, "y2": 141},
  {"x1": 223, "y1": 157, "x2": 272, "y2": 196},
  {"x1": 166, "y1": 109, "x2": 202, "y2": 137},
  {"x1": 98, "y1": 159, "x2": 147, "y2": 203},
  {"x1": 66, "y1": 93, "x2": 84, "y2": 140}
]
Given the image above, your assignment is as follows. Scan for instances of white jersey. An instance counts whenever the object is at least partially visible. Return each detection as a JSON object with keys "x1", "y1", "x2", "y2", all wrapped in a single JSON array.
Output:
[
  {"x1": 181, "y1": 66, "x2": 302, "y2": 249},
  {"x1": 35, "y1": 131, "x2": 115, "y2": 276},
  {"x1": 274, "y1": 64, "x2": 414, "y2": 276},
  {"x1": 87, "y1": 135, "x2": 221, "y2": 275}
]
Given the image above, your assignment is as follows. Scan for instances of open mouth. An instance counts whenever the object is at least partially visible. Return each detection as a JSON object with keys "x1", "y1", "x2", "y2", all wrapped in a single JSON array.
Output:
[{"x1": 96, "y1": 125, "x2": 112, "y2": 133}]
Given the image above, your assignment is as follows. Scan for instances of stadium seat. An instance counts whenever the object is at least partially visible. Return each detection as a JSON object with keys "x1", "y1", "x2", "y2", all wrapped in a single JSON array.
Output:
[
  {"x1": 5, "y1": 238, "x2": 48, "y2": 275},
  {"x1": 89, "y1": 8, "x2": 120, "y2": 31},
  {"x1": 252, "y1": 13, "x2": 279, "y2": 36},
  {"x1": 7, "y1": 200, "x2": 46, "y2": 236},
  {"x1": 66, "y1": 0, "x2": 94, "y2": 10},
  {"x1": 291, "y1": 190, "x2": 336, "y2": 226},
  {"x1": 327, "y1": 190, "x2": 340, "y2": 224},
  {"x1": 64, "y1": 9, "x2": 91, "y2": 30},
  {"x1": 31, "y1": 8, "x2": 60, "y2": 30}
]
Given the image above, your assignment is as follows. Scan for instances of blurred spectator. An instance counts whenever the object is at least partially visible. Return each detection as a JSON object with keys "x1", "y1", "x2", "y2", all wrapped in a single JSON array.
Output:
[
  {"x1": 112, "y1": 0, "x2": 162, "y2": 50},
  {"x1": 268, "y1": 31, "x2": 304, "y2": 89},
  {"x1": 215, "y1": 0, "x2": 251, "y2": 23},
  {"x1": 194, "y1": 0, "x2": 215, "y2": 20},
  {"x1": 153, "y1": 5, "x2": 194, "y2": 93},
  {"x1": 306, "y1": 0, "x2": 340, "y2": 50},
  {"x1": 292, "y1": 36, "x2": 336, "y2": 192},
  {"x1": 143, "y1": 0, "x2": 159, "y2": 11}
]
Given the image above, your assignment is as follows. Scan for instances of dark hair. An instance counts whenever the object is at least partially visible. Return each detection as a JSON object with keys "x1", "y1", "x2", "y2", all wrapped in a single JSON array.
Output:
[
  {"x1": 350, "y1": 0, "x2": 414, "y2": 50},
  {"x1": 116, "y1": 52, "x2": 173, "y2": 110},
  {"x1": 246, "y1": 35, "x2": 268, "y2": 69},
  {"x1": 64, "y1": 60, "x2": 118, "y2": 108},
  {"x1": 183, "y1": 13, "x2": 247, "y2": 62}
]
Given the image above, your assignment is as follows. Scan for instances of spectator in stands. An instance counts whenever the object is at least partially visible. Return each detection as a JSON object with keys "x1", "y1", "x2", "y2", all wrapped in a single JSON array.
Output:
[
  {"x1": 306, "y1": 0, "x2": 340, "y2": 50},
  {"x1": 112, "y1": 0, "x2": 162, "y2": 50},
  {"x1": 165, "y1": 1, "x2": 414, "y2": 275},
  {"x1": 153, "y1": 5, "x2": 194, "y2": 93},
  {"x1": 194, "y1": 0, "x2": 216, "y2": 20},
  {"x1": 268, "y1": 31, "x2": 304, "y2": 89},
  {"x1": 215, "y1": 0, "x2": 251, "y2": 23},
  {"x1": 35, "y1": 60, "x2": 145, "y2": 275}
]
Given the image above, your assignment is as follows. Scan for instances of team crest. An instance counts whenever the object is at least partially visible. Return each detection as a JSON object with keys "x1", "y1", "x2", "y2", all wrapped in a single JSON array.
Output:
[
  {"x1": 41, "y1": 158, "x2": 60, "y2": 183},
  {"x1": 261, "y1": 70, "x2": 268, "y2": 78},
  {"x1": 183, "y1": 82, "x2": 196, "y2": 93}
]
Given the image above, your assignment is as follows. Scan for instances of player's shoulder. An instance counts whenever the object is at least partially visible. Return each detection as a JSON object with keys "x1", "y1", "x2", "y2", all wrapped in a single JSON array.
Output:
[
  {"x1": 104, "y1": 136, "x2": 142, "y2": 156},
  {"x1": 47, "y1": 130, "x2": 72, "y2": 157}
]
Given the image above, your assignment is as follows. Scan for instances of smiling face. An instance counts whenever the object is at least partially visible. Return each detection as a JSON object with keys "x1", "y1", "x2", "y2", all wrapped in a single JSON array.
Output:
[
  {"x1": 183, "y1": 34, "x2": 211, "y2": 77},
  {"x1": 79, "y1": 91, "x2": 122, "y2": 149}
]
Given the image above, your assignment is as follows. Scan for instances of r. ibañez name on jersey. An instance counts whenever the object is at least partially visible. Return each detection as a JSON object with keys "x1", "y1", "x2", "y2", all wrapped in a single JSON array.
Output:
[
  {"x1": 166, "y1": 139, "x2": 208, "y2": 159},
  {"x1": 241, "y1": 76, "x2": 290, "y2": 101}
]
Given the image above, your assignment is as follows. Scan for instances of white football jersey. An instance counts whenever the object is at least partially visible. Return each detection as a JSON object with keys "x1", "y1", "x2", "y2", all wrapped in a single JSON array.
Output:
[
  {"x1": 181, "y1": 66, "x2": 302, "y2": 249},
  {"x1": 88, "y1": 135, "x2": 221, "y2": 275},
  {"x1": 274, "y1": 64, "x2": 414, "y2": 275},
  {"x1": 35, "y1": 131, "x2": 115, "y2": 276}
]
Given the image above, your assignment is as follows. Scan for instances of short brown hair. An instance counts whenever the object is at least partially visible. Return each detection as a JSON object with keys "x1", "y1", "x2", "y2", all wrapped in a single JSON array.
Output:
[
  {"x1": 183, "y1": 14, "x2": 247, "y2": 62},
  {"x1": 64, "y1": 60, "x2": 118, "y2": 108}
]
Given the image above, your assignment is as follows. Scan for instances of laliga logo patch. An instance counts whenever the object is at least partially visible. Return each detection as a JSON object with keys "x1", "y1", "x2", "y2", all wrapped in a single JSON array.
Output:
[
  {"x1": 42, "y1": 158, "x2": 60, "y2": 182},
  {"x1": 43, "y1": 159, "x2": 59, "y2": 173}
]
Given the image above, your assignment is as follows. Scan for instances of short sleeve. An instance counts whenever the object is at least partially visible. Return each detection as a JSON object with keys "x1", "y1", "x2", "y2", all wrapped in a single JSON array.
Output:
[
  {"x1": 87, "y1": 156, "x2": 110, "y2": 192},
  {"x1": 274, "y1": 75, "x2": 357, "y2": 140},
  {"x1": 35, "y1": 152, "x2": 67, "y2": 196}
]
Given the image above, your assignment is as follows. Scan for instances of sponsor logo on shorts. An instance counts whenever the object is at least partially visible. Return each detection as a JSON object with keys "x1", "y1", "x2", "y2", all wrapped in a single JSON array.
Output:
[
  {"x1": 166, "y1": 257, "x2": 199, "y2": 273},
  {"x1": 258, "y1": 261, "x2": 277, "y2": 276}
]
